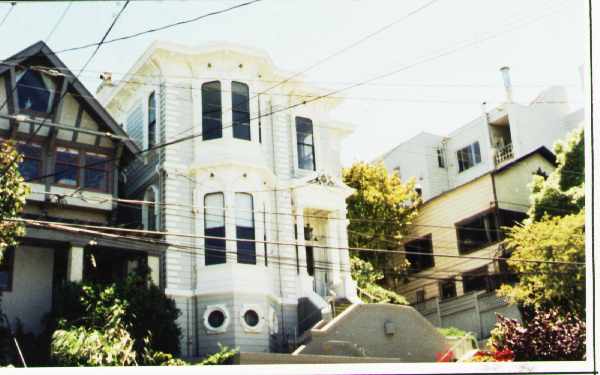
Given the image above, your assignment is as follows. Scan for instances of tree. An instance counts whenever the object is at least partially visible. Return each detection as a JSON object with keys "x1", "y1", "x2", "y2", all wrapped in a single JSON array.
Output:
[
  {"x1": 0, "y1": 141, "x2": 29, "y2": 261},
  {"x1": 528, "y1": 128, "x2": 584, "y2": 220},
  {"x1": 343, "y1": 162, "x2": 420, "y2": 285},
  {"x1": 350, "y1": 256, "x2": 407, "y2": 304},
  {"x1": 498, "y1": 128, "x2": 586, "y2": 317},
  {"x1": 498, "y1": 212, "x2": 585, "y2": 317}
]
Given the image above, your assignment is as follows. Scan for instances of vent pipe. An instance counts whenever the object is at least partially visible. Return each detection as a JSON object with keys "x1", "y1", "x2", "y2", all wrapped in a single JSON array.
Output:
[{"x1": 499, "y1": 66, "x2": 512, "y2": 103}]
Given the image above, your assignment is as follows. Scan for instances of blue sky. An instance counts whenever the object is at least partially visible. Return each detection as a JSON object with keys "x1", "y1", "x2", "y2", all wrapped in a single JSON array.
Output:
[{"x1": 0, "y1": 0, "x2": 588, "y2": 165}]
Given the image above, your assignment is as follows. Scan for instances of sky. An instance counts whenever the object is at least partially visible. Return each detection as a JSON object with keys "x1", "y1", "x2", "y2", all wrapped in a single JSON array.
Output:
[{"x1": 0, "y1": 0, "x2": 589, "y2": 166}]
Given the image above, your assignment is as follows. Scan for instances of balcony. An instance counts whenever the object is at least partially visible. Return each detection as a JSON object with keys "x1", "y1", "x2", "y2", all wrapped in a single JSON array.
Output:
[{"x1": 494, "y1": 143, "x2": 514, "y2": 166}]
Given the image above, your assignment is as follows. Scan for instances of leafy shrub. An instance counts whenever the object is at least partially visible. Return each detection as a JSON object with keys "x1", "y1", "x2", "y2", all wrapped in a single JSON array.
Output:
[
  {"x1": 45, "y1": 275, "x2": 181, "y2": 357},
  {"x1": 438, "y1": 326, "x2": 474, "y2": 339},
  {"x1": 197, "y1": 344, "x2": 238, "y2": 365},
  {"x1": 50, "y1": 286, "x2": 138, "y2": 366},
  {"x1": 469, "y1": 348, "x2": 514, "y2": 362},
  {"x1": 489, "y1": 310, "x2": 586, "y2": 361},
  {"x1": 350, "y1": 256, "x2": 407, "y2": 304}
]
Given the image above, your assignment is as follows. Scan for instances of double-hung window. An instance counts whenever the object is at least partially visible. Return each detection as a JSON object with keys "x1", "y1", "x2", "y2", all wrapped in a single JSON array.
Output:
[
  {"x1": 204, "y1": 193, "x2": 226, "y2": 265},
  {"x1": 17, "y1": 142, "x2": 43, "y2": 181},
  {"x1": 295, "y1": 117, "x2": 316, "y2": 171},
  {"x1": 236, "y1": 193, "x2": 256, "y2": 264},
  {"x1": 83, "y1": 152, "x2": 109, "y2": 191},
  {"x1": 148, "y1": 91, "x2": 157, "y2": 149},
  {"x1": 232, "y1": 82, "x2": 251, "y2": 141},
  {"x1": 143, "y1": 186, "x2": 158, "y2": 231},
  {"x1": 202, "y1": 81, "x2": 222, "y2": 140},
  {"x1": 457, "y1": 142, "x2": 481, "y2": 172},
  {"x1": 54, "y1": 147, "x2": 80, "y2": 187}
]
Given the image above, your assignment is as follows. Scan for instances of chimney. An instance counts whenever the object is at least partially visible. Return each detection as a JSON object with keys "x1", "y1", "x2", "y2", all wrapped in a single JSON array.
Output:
[{"x1": 500, "y1": 66, "x2": 512, "y2": 103}]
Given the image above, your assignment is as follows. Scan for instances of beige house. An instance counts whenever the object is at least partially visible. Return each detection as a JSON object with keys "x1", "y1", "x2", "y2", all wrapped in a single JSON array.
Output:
[{"x1": 394, "y1": 147, "x2": 556, "y2": 337}]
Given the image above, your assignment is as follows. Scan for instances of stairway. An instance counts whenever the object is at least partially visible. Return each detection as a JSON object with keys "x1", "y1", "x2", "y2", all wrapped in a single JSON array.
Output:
[{"x1": 333, "y1": 298, "x2": 353, "y2": 317}]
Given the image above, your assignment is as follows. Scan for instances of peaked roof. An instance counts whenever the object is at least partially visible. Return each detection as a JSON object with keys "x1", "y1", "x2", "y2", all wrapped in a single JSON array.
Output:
[{"x1": 0, "y1": 41, "x2": 138, "y2": 158}]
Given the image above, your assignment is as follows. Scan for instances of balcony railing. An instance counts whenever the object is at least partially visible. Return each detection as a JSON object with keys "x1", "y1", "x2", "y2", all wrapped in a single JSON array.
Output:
[{"x1": 494, "y1": 143, "x2": 514, "y2": 165}]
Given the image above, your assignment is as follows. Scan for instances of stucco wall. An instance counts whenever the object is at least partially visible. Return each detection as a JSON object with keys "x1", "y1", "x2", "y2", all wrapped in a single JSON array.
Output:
[{"x1": 2, "y1": 246, "x2": 54, "y2": 334}]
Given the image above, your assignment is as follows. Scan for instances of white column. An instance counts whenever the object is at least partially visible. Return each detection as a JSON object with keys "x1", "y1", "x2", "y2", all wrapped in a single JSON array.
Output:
[
  {"x1": 326, "y1": 211, "x2": 340, "y2": 286},
  {"x1": 295, "y1": 206, "x2": 308, "y2": 276},
  {"x1": 67, "y1": 244, "x2": 84, "y2": 282}
]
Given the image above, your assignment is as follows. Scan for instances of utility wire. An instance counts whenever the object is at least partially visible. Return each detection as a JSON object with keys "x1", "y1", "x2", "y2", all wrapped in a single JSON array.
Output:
[
  {"x1": 45, "y1": 2, "x2": 73, "y2": 43},
  {"x1": 10, "y1": 218, "x2": 586, "y2": 267},
  {"x1": 0, "y1": 2, "x2": 15, "y2": 29}
]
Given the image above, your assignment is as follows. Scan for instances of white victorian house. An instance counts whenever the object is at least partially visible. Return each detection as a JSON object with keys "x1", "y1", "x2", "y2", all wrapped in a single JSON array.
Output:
[{"x1": 98, "y1": 41, "x2": 359, "y2": 357}]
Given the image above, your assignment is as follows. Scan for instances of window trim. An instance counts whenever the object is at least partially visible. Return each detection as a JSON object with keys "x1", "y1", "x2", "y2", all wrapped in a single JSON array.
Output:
[
  {"x1": 0, "y1": 247, "x2": 15, "y2": 292},
  {"x1": 53, "y1": 146, "x2": 112, "y2": 193}
]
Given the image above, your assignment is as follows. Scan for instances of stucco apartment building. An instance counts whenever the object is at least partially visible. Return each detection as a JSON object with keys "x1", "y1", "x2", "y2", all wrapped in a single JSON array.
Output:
[
  {"x1": 377, "y1": 68, "x2": 584, "y2": 338},
  {"x1": 0, "y1": 42, "x2": 165, "y2": 334},
  {"x1": 97, "y1": 41, "x2": 360, "y2": 357}
]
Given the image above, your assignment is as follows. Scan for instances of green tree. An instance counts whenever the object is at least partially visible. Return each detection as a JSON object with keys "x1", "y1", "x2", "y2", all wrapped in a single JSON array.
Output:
[
  {"x1": 350, "y1": 256, "x2": 407, "y2": 304},
  {"x1": 498, "y1": 212, "x2": 585, "y2": 317},
  {"x1": 498, "y1": 128, "x2": 586, "y2": 317},
  {"x1": 528, "y1": 128, "x2": 584, "y2": 220},
  {"x1": 0, "y1": 141, "x2": 29, "y2": 261},
  {"x1": 343, "y1": 162, "x2": 420, "y2": 284}
]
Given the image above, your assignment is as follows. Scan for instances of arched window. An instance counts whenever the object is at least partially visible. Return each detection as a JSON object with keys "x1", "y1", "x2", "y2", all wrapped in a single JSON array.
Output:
[
  {"x1": 16, "y1": 69, "x2": 56, "y2": 114},
  {"x1": 205, "y1": 193, "x2": 226, "y2": 265},
  {"x1": 147, "y1": 91, "x2": 157, "y2": 149},
  {"x1": 232, "y1": 82, "x2": 250, "y2": 140},
  {"x1": 236, "y1": 193, "x2": 256, "y2": 264},
  {"x1": 202, "y1": 81, "x2": 222, "y2": 140},
  {"x1": 143, "y1": 186, "x2": 159, "y2": 231}
]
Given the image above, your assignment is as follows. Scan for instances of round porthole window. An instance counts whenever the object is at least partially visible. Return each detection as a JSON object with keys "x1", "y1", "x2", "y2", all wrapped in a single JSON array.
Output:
[
  {"x1": 208, "y1": 310, "x2": 225, "y2": 329},
  {"x1": 243, "y1": 309, "x2": 259, "y2": 327}
]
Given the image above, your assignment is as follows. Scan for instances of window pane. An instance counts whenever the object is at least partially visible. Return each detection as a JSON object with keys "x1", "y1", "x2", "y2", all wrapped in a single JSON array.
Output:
[
  {"x1": 236, "y1": 193, "x2": 255, "y2": 264},
  {"x1": 473, "y1": 142, "x2": 481, "y2": 163},
  {"x1": 457, "y1": 211, "x2": 499, "y2": 253},
  {"x1": 232, "y1": 82, "x2": 251, "y2": 141},
  {"x1": 297, "y1": 144, "x2": 315, "y2": 170},
  {"x1": 18, "y1": 159, "x2": 41, "y2": 181},
  {"x1": 296, "y1": 117, "x2": 314, "y2": 144},
  {"x1": 205, "y1": 193, "x2": 225, "y2": 229},
  {"x1": 202, "y1": 81, "x2": 222, "y2": 140},
  {"x1": 56, "y1": 148, "x2": 79, "y2": 164},
  {"x1": 0, "y1": 247, "x2": 14, "y2": 291},
  {"x1": 84, "y1": 169, "x2": 107, "y2": 191},
  {"x1": 205, "y1": 193, "x2": 226, "y2": 265},
  {"x1": 55, "y1": 164, "x2": 78, "y2": 186},
  {"x1": 404, "y1": 234, "x2": 434, "y2": 273},
  {"x1": 17, "y1": 70, "x2": 52, "y2": 113}
]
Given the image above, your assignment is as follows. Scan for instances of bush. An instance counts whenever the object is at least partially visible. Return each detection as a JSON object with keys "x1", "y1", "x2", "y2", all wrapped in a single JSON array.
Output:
[
  {"x1": 438, "y1": 326, "x2": 474, "y2": 339},
  {"x1": 489, "y1": 309, "x2": 586, "y2": 361},
  {"x1": 45, "y1": 275, "x2": 181, "y2": 357},
  {"x1": 197, "y1": 344, "x2": 238, "y2": 365},
  {"x1": 350, "y1": 256, "x2": 407, "y2": 304}
]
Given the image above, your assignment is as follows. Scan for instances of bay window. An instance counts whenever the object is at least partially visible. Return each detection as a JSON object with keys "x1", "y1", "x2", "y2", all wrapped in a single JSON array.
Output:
[
  {"x1": 202, "y1": 81, "x2": 222, "y2": 140},
  {"x1": 205, "y1": 193, "x2": 226, "y2": 265},
  {"x1": 236, "y1": 193, "x2": 256, "y2": 264},
  {"x1": 232, "y1": 82, "x2": 250, "y2": 141}
]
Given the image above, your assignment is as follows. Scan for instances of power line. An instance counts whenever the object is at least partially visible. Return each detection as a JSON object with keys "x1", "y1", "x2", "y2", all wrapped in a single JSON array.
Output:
[
  {"x1": 10, "y1": 218, "x2": 586, "y2": 267},
  {"x1": 45, "y1": 2, "x2": 73, "y2": 43},
  {"x1": 0, "y1": 2, "x2": 15, "y2": 29}
]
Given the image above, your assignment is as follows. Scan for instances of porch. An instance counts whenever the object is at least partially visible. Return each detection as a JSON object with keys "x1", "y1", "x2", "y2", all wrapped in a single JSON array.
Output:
[{"x1": 1, "y1": 222, "x2": 166, "y2": 334}]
